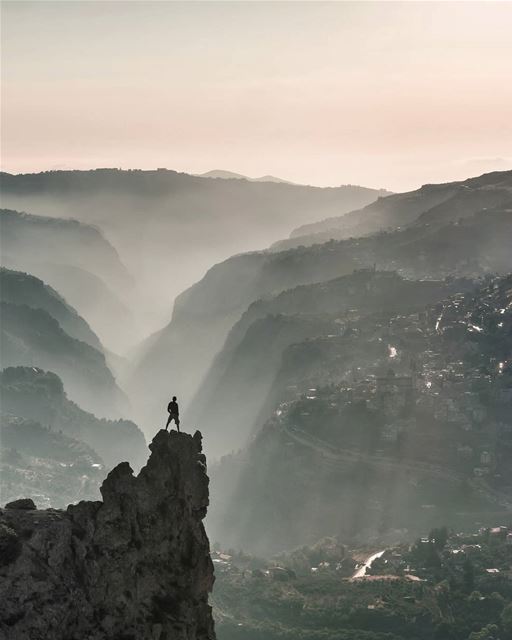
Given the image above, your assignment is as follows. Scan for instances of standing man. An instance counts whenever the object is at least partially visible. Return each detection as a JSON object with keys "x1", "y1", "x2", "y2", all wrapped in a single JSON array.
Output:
[{"x1": 166, "y1": 396, "x2": 180, "y2": 432}]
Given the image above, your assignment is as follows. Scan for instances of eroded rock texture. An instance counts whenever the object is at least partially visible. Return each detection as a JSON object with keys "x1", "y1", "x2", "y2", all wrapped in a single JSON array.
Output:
[{"x1": 0, "y1": 429, "x2": 215, "y2": 640}]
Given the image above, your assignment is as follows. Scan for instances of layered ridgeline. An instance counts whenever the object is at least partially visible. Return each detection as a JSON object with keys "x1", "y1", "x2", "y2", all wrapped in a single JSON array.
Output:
[
  {"x1": 277, "y1": 169, "x2": 512, "y2": 250},
  {"x1": 0, "y1": 268, "x2": 101, "y2": 350},
  {"x1": 196, "y1": 169, "x2": 294, "y2": 183},
  {"x1": 0, "y1": 208, "x2": 136, "y2": 352},
  {"x1": 0, "y1": 430, "x2": 215, "y2": 640},
  {"x1": 129, "y1": 175, "x2": 512, "y2": 439},
  {"x1": 186, "y1": 272, "x2": 477, "y2": 458},
  {"x1": 0, "y1": 366, "x2": 146, "y2": 507},
  {"x1": 0, "y1": 299, "x2": 127, "y2": 418},
  {"x1": 209, "y1": 275, "x2": 512, "y2": 554},
  {"x1": 0, "y1": 264, "x2": 128, "y2": 417},
  {"x1": 0, "y1": 268, "x2": 146, "y2": 506},
  {"x1": 0, "y1": 367, "x2": 146, "y2": 470},
  {"x1": 0, "y1": 170, "x2": 387, "y2": 332}
]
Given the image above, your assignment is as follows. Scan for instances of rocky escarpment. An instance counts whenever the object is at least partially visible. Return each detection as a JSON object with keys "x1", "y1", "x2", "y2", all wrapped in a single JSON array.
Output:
[{"x1": 0, "y1": 430, "x2": 215, "y2": 640}]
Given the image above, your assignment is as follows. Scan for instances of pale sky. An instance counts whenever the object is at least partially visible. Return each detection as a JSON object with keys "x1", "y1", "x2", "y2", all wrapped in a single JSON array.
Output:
[{"x1": 1, "y1": 1, "x2": 511, "y2": 191}]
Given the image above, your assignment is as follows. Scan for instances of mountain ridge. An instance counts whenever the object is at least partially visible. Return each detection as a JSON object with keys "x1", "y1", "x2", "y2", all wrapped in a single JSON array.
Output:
[
  {"x1": 0, "y1": 170, "x2": 388, "y2": 334},
  {"x1": 0, "y1": 366, "x2": 146, "y2": 470},
  {"x1": 0, "y1": 208, "x2": 136, "y2": 352},
  {"x1": 0, "y1": 267, "x2": 103, "y2": 351},
  {"x1": 280, "y1": 169, "x2": 512, "y2": 250},
  {"x1": 129, "y1": 206, "x2": 512, "y2": 436},
  {"x1": 0, "y1": 302, "x2": 127, "y2": 418}
]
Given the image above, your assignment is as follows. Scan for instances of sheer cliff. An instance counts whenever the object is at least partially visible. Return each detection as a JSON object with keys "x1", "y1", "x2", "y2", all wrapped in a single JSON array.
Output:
[{"x1": 0, "y1": 429, "x2": 216, "y2": 640}]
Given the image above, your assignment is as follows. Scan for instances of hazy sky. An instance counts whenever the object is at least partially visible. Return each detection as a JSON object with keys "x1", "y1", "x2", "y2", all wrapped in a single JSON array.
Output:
[{"x1": 2, "y1": 1, "x2": 511, "y2": 191}]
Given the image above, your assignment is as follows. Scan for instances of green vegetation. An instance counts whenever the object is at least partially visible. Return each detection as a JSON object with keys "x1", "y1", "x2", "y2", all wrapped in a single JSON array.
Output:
[{"x1": 213, "y1": 527, "x2": 512, "y2": 640}]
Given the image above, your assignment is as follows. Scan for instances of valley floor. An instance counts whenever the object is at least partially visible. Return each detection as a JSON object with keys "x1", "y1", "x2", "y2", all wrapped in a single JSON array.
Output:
[{"x1": 212, "y1": 527, "x2": 512, "y2": 640}]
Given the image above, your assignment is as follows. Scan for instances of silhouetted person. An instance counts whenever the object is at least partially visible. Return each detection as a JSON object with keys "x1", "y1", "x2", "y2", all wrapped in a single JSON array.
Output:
[{"x1": 166, "y1": 396, "x2": 180, "y2": 432}]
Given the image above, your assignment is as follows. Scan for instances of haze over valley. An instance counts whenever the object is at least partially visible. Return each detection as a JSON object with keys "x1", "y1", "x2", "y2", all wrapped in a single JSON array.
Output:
[
  {"x1": 3, "y1": 165, "x2": 512, "y2": 640},
  {"x1": 2, "y1": 2, "x2": 512, "y2": 639},
  {"x1": 0, "y1": 170, "x2": 387, "y2": 344},
  {"x1": 2, "y1": 167, "x2": 511, "y2": 528}
]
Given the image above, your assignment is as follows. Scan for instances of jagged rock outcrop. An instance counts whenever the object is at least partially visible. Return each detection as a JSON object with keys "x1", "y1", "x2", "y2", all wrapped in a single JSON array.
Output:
[{"x1": 0, "y1": 429, "x2": 215, "y2": 640}]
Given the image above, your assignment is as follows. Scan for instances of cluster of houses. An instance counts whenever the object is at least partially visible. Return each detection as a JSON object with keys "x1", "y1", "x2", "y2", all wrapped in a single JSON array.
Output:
[
  {"x1": 271, "y1": 275, "x2": 511, "y2": 487},
  {"x1": 211, "y1": 548, "x2": 355, "y2": 581}
]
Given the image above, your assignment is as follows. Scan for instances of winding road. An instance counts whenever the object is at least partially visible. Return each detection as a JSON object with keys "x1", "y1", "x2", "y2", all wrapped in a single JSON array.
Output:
[
  {"x1": 352, "y1": 550, "x2": 386, "y2": 579},
  {"x1": 284, "y1": 425, "x2": 512, "y2": 510}
]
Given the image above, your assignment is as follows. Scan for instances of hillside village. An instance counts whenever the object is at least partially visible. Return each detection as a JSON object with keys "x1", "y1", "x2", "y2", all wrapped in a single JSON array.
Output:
[
  {"x1": 3, "y1": 3, "x2": 512, "y2": 638},
  {"x1": 208, "y1": 272, "x2": 512, "y2": 558},
  {"x1": 212, "y1": 524, "x2": 512, "y2": 640},
  {"x1": 267, "y1": 273, "x2": 512, "y2": 489}
]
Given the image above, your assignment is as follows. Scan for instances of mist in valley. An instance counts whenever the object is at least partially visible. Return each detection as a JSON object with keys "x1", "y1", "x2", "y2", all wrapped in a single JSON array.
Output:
[
  {"x1": 0, "y1": 171, "x2": 386, "y2": 346},
  {"x1": 2, "y1": 170, "x2": 512, "y2": 551},
  {"x1": 2, "y1": 2, "x2": 512, "y2": 639}
]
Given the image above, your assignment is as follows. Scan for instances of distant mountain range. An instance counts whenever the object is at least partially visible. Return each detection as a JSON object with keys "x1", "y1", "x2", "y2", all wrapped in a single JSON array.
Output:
[
  {"x1": 0, "y1": 367, "x2": 146, "y2": 469},
  {"x1": 277, "y1": 169, "x2": 512, "y2": 250},
  {"x1": 0, "y1": 366, "x2": 147, "y2": 507},
  {"x1": 0, "y1": 266, "x2": 131, "y2": 419},
  {"x1": 186, "y1": 272, "x2": 477, "y2": 458},
  {"x1": 0, "y1": 268, "x2": 102, "y2": 351},
  {"x1": 128, "y1": 171, "x2": 512, "y2": 438},
  {"x1": 0, "y1": 301, "x2": 127, "y2": 418},
  {"x1": 2, "y1": 166, "x2": 511, "y2": 546},
  {"x1": 196, "y1": 169, "x2": 294, "y2": 184},
  {"x1": 0, "y1": 170, "x2": 388, "y2": 337},
  {"x1": 0, "y1": 269, "x2": 146, "y2": 509},
  {"x1": 0, "y1": 208, "x2": 130, "y2": 288},
  {"x1": 0, "y1": 208, "x2": 136, "y2": 352}
]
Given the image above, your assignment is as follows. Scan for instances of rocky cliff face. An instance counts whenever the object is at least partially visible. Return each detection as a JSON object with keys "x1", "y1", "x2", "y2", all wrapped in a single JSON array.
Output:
[{"x1": 0, "y1": 429, "x2": 216, "y2": 640}]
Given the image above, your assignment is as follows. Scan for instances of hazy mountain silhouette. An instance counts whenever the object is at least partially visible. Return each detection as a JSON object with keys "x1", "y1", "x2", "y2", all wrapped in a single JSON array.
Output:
[
  {"x1": 0, "y1": 208, "x2": 130, "y2": 288},
  {"x1": 0, "y1": 367, "x2": 146, "y2": 470},
  {"x1": 0, "y1": 302, "x2": 127, "y2": 418},
  {"x1": 33, "y1": 264, "x2": 138, "y2": 354},
  {"x1": 277, "y1": 170, "x2": 512, "y2": 250},
  {"x1": 0, "y1": 208, "x2": 135, "y2": 352},
  {"x1": 0, "y1": 170, "x2": 387, "y2": 334},
  {"x1": 0, "y1": 268, "x2": 102, "y2": 351},
  {"x1": 129, "y1": 199, "x2": 511, "y2": 438},
  {"x1": 197, "y1": 169, "x2": 294, "y2": 184},
  {"x1": 187, "y1": 273, "x2": 476, "y2": 458}
]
